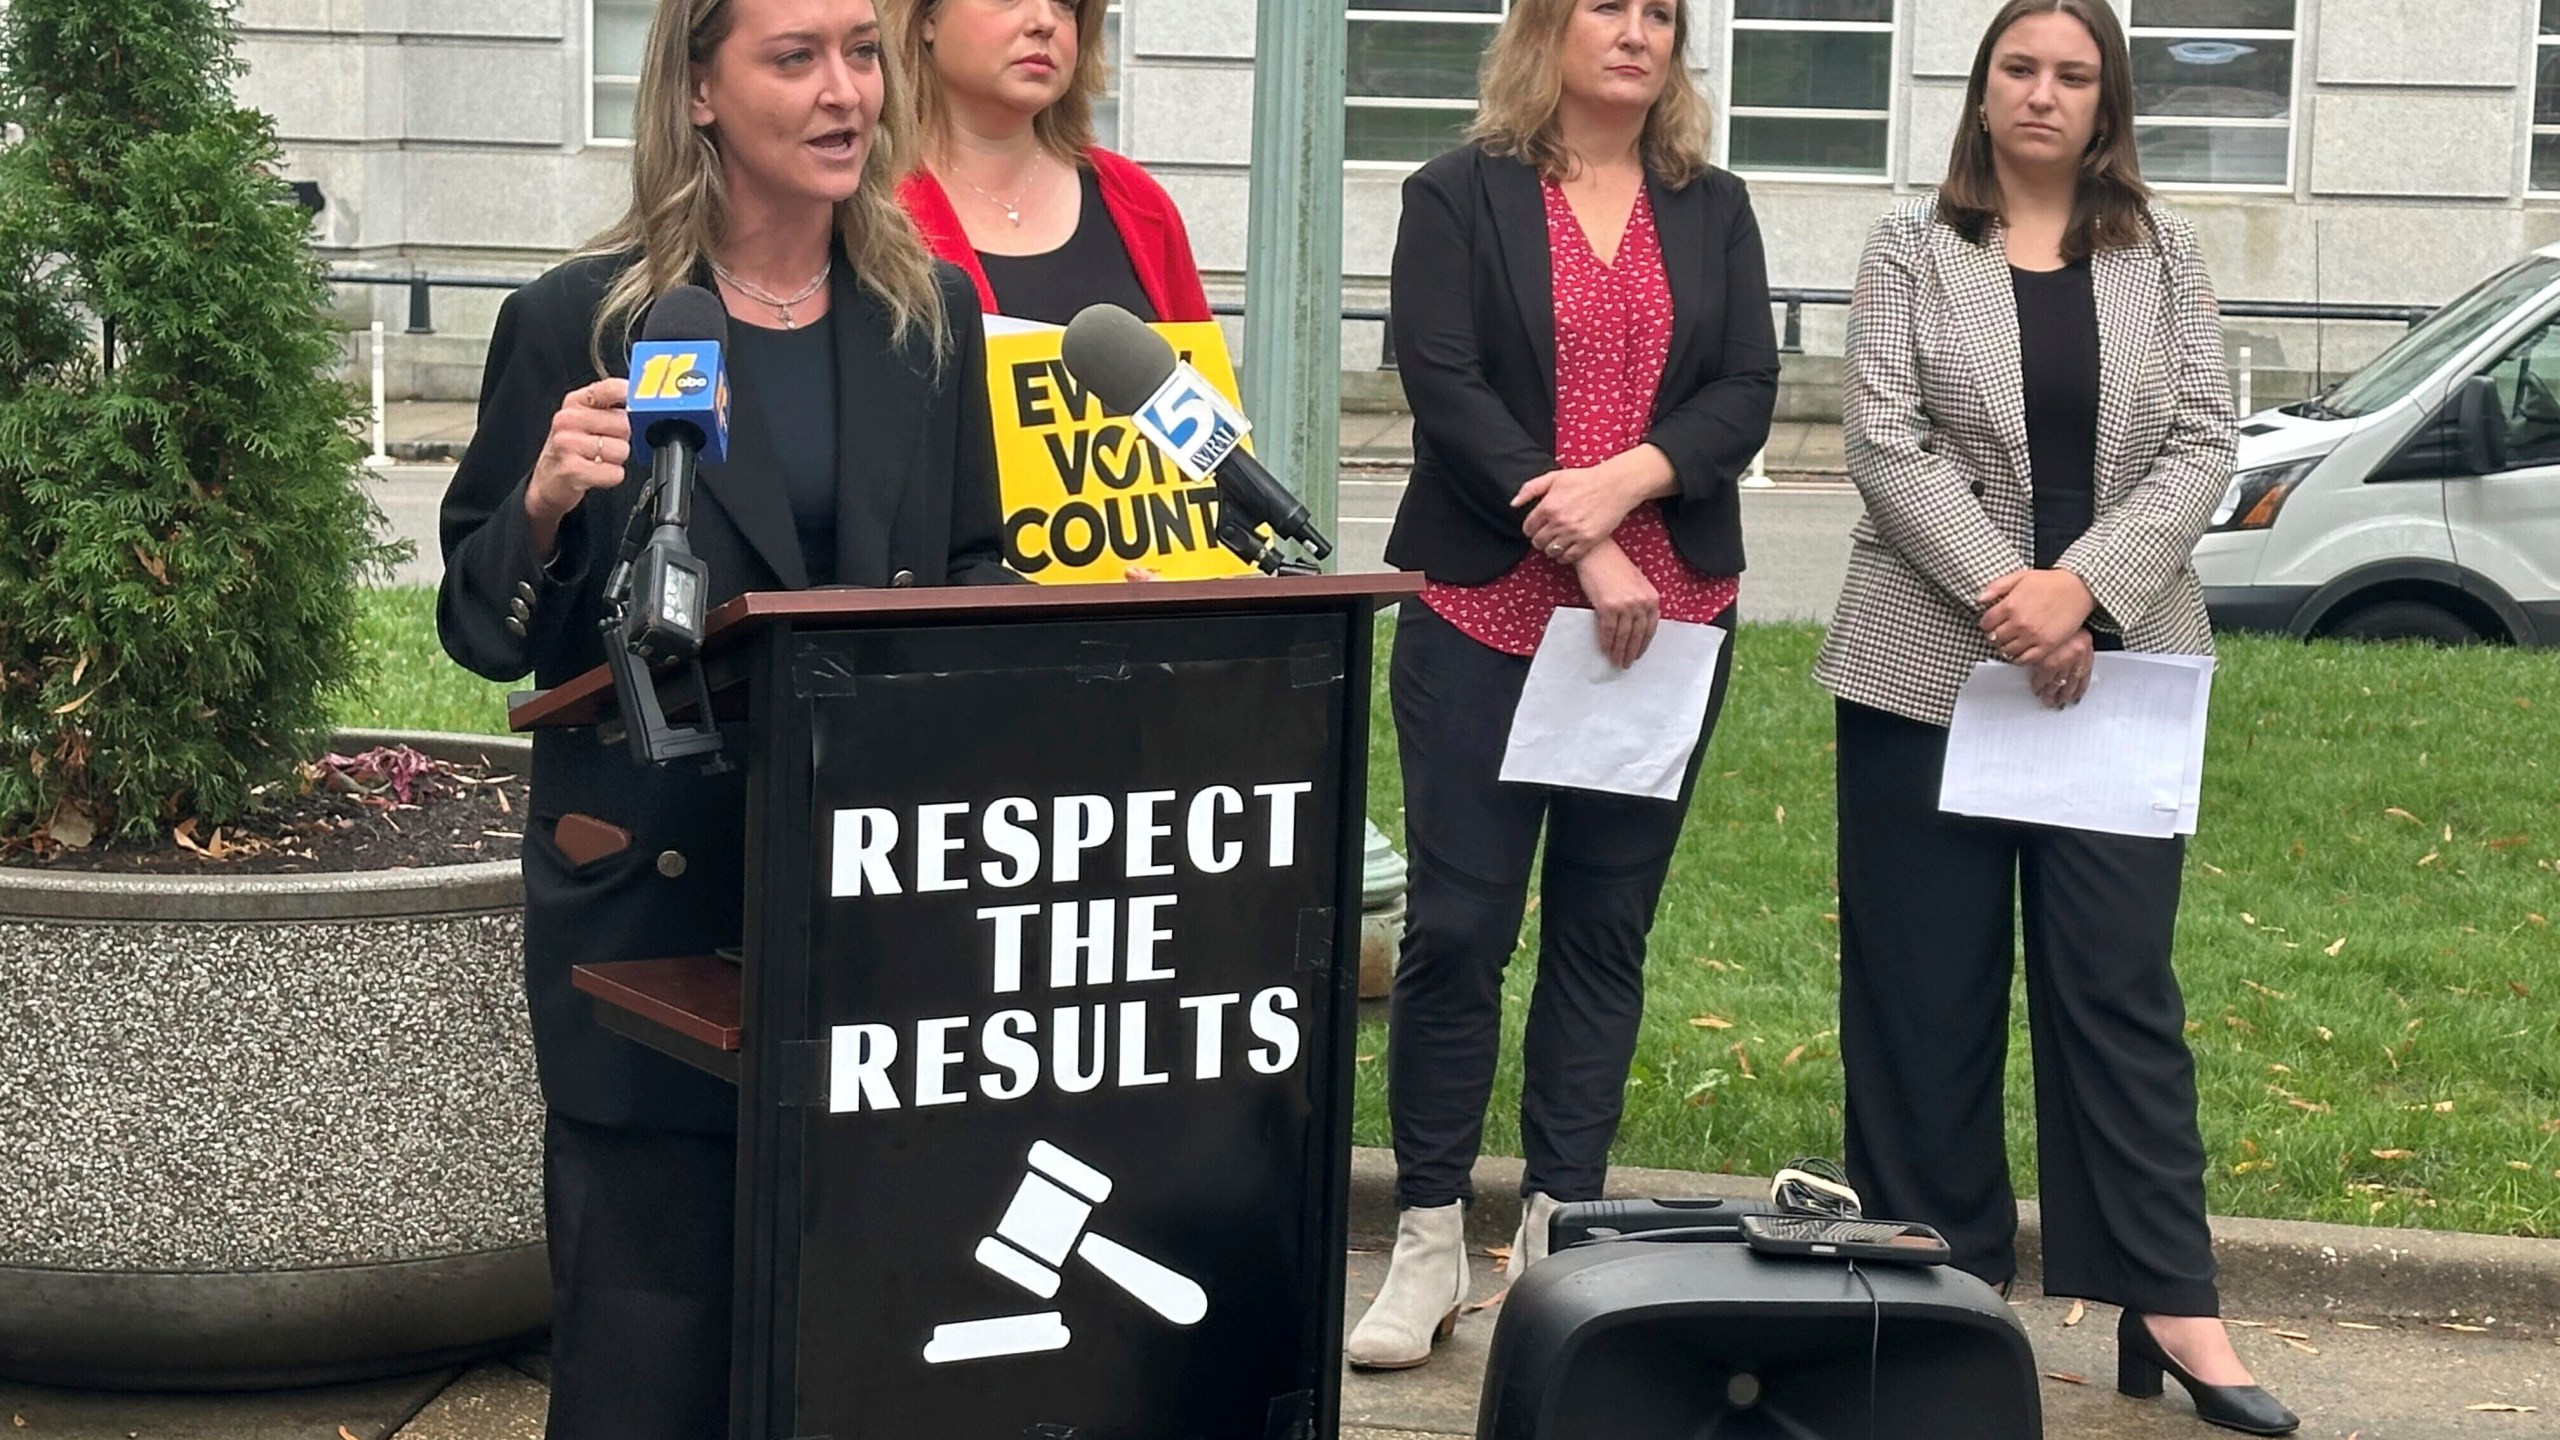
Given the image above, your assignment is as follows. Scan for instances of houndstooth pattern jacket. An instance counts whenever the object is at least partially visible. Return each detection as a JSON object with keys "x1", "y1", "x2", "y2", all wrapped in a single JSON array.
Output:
[{"x1": 1813, "y1": 197, "x2": 2236, "y2": 728}]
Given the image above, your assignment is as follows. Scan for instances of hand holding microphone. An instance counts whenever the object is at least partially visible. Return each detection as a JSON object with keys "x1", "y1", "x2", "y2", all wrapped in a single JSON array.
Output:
[{"x1": 524, "y1": 378, "x2": 631, "y2": 552}]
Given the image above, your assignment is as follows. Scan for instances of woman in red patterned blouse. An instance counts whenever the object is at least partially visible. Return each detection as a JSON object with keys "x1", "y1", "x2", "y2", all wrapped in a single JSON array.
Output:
[{"x1": 1347, "y1": 0, "x2": 1778, "y2": 1373}]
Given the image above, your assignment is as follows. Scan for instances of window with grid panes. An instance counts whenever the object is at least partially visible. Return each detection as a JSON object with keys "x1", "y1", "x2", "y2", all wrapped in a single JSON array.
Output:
[
  {"x1": 591, "y1": 0, "x2": 652, "y2": 142},
  {"x1": 1346, "y1": 0, "x2": 1506, "y2": 165},
  {"x1": 1724, "y1": 0, "x2": 1894, "y2": 178},
  {"x1": 2126, "y1": 0, "x2": 2295, "y2": 187},
  {"x1": 2535, "y1": 1, "x2": 2560, "y2": 191},
  {"x1": 1095, "y1": 2, "x2": 1125, "y2": 150}
]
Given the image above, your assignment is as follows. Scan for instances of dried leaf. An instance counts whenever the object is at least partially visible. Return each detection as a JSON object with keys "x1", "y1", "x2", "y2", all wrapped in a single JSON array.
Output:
[
  {"x1": 46, "y1": 802, "x2": 95, "y2": 851},
  {"x1": 2335, "y1": 1321, "x2": 2380, "y2": 1331},
  {"x1": 49, "y1": 688, "x2": 94, "y2": 715},
  {"x1": 2417, "y1": 850, "x2": 2442, "y2": 867},
  {"x1": 2064, "y1": 1299, "x2": 2086, "y2": 1326},
  {"x1": 1729, "y1": 1042, "x2": 1755, "y2": 1080},
  {"x1": 2371, "y1": 1148, "x2": 2416, "y2": 1160},
  {"x1": 2433, "y1": 1100, "x2": 2456, "y2": 1113},
  {"x1": 2281, "y1": 1336, "x2": 2321, "y2": 1354},
  {"x1": 2511, "y1": 980, "x2": 2530, "y2": 999},
  {"x1": 2240, "y1": 911, "x2": 2260, "y2": 926},
  {"x1": 2315, "y1": 1026, "x2": 2335, "y2": 1042},
  {"x1": 2044, "y1": 1371, "x2": 2088, "y2": 1386},
  {"x1": 2324, "y1": 937, "x2": 2346, "y2": 957},
  {"x1": 69, "y1": 651, "x2": 90, "y2": 686},
  {"x1": 2441, "y1": 1323, "x2": 2491, "y2": 1333},
  {"x1": 2285, "y1": 1097, "x2": 2330, "y2": 1114},
  {"x1": 2243, "y1": 979, "x2": 2289, "y2": 1000},
  {"x1": 341, "y1": 1428, "x2": 363, "y2": 1440},
  {"x1": 1463, "y1": 1287, "x2": 1509, "y2": 1315},
  {"x1": 1774, "y1": 805, "x2": 1786, "y2": 824},
  {"x1": 2272, "y1": 1330, "x2": 2311, "y2": 1340},
  {"x1": 2509, "y1": 1161, "x2": 2533, "y2": 1172},
  {"x1": 2529, "y1": 914, "x2": 2549, "y2": 927},
  {"x1": 2463, "y1": 1403, "x2": 2536, "y2": 1413},
  {"x1": 2488, "y1": 835, "x2": 2531, "y2": 851},
  {"x1": 2384, "y1": 807, "x2": 2422, "y2": 824},
  {"x1": 2198, "y1": 860, "x2": 2226, "y2": 876},
  {"x1": 133, "y1": 545, "x2": 168, "y2": 585},
  {"x1": 1689, "y1": 1014, "x2": 1734, "y2": 1030}
]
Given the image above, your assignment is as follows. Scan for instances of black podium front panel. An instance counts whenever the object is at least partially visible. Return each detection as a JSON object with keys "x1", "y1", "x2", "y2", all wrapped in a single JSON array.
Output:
[{"x1": 738, "y1": 612, "x2": 1362, "y2": 1440}]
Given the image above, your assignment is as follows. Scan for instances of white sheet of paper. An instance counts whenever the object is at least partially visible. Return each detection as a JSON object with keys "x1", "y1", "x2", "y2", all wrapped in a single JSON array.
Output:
[
  {"x1": 1939, "y1": 653, "x2": 2217, "y2": 839},
  {"x1": 1498, "y1": 609, "x2": 1728, "y2": 801}
]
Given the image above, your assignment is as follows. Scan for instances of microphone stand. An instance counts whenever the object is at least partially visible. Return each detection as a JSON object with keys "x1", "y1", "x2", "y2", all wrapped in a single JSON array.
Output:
[{"x1": 599, "y1": 447, "x2": 725, "y2": 766}]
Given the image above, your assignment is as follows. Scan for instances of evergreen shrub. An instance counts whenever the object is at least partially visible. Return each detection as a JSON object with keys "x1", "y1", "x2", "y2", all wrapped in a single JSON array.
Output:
[{"x1": 0, "y1": 0, "x2": 401, "y2": 847}]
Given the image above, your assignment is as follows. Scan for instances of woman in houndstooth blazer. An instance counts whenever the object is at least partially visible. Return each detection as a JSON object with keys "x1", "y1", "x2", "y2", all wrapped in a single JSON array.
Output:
[{"x1": 1818, "y1": 2, "x2": 2294, "y2": 1434}]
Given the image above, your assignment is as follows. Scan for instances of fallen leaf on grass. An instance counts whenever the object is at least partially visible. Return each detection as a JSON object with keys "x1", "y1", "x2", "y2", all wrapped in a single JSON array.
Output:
[
  {"x1": 2199, "y1": 860, "x2": 2227, "y2": 876},
  {"x1": 2064, "y1": 1299, "x2": 2085, "y2": 1327},
  {"x1": 1783, "y1": 1044, "x2": 1808, "y2": 1067},
  {"x1": 2315, "y1": 1026, "x2": 2335, "y2": 1042},
  {"x1": 2243, "y1": 979, "x2": 2289, "y2": 1000},
  {"x1": 2044, "y1": 1372, "x2": 2087, "y2": 1385},
  {"x1": 2463, "y1": 1403, "x2": 2536, "y2": 1412},
  {"x1": 1730, "y1": 1042, "x2": 1755, "y2": 1080},
  {"x1": 2511, "y1": 981, "x2": 2530, "y2": 999},
  {"x1": 2384, "y1": 807, "x2": 2422, "y2": 824},
  {"x1": 2324, "y1": 937, "x2": 2347, "y2": 957},
  {"x1": 2509, "y1": 1161, "x2": 2532, "y2": 1171},
  {"x1": 2489, "y1": 835, "x2": 2531, "y2": 851},
  {"x1": 2371, "y1": 1149, "x2": 2416, "y2": 1160},
  {"x1": 2240, "y1": 911, "x2": 2260, "y2": 926},
  {"x1": 2417, "y1": 850, "x2": 2442, "y2": 867},
  {"x1": 2233, "y1": 1159, "x2": 2274, "y2": 1174},
  {"x1": 1774, "y1": 805, "x2": 1786, "y2": 824},
  {"x1": 1689, "y1": 1014, "x2": 1734, "y2": 1030}
]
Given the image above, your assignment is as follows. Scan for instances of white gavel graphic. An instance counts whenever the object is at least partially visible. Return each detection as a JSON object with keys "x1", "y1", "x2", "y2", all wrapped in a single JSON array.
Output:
[{"x1": 922, "y1": 1140, "x2": 1209, "y2": 1366}]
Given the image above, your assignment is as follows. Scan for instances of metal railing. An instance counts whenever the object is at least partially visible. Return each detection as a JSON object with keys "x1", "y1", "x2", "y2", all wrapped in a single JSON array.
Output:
[{"x1": 330, "y1": 270, "x2": 2440, "y2": 391}]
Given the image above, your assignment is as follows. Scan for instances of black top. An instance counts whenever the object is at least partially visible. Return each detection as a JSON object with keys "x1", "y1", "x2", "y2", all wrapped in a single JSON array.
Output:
[
  {"x1": 977, "y1": 166, "x2": 1157, "y2": 326},
  {"x1": 729, "y1": 308, "x2": 841, "y2": 586},
  {"x1": 1382, "y1": 145, "x2": 1778, "y2": 585},
  {"x1": 2012, "y1": 259, "x2": 2099, "y2": 569}
]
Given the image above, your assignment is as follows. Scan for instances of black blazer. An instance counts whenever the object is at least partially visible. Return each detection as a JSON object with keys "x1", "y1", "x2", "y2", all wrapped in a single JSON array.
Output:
[
  {"x1": 437, "y1": 251, "x2": 1013, "y2": 1132},
  {"x1": 1384, "y1": 145, "x2": 1780, "y2": 585}
]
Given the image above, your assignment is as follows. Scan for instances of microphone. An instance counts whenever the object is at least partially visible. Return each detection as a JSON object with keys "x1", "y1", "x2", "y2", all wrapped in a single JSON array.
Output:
[
  {"x1": 615, "y1": 285, "x2": 730, "y2": 667},
  {"x1": 1060, "y1": 304, "x2": 1333, "y2": 566}
]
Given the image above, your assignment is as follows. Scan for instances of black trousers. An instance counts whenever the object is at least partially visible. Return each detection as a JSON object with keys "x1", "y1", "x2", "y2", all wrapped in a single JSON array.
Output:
[
  {"x1": 1834, "y1": 700, "x2": 2218, "y2": 1316},
  {"x1": 543, "y1": 1112, "x2": 737, "y2": 1440},
  {"x1": 1386, "y1": 601, "x2": 1733, "y2": 1210}
]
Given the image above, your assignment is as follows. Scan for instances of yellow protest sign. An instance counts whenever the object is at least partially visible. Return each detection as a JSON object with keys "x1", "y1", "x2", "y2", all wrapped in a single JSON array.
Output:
[{"x1": 986, "y1": 321, "x2": 1254, "y2": 583}]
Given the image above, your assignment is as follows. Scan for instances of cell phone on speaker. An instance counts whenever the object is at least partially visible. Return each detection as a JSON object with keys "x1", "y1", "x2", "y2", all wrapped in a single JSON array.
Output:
[{"x1": 1739, "y1": 1212, "x2": 1952, "y2": 1266}]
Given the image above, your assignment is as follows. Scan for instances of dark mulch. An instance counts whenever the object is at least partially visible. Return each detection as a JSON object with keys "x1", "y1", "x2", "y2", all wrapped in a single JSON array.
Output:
[{"x1": 1, "y1": 746, "x2": 529, "y2": 876}]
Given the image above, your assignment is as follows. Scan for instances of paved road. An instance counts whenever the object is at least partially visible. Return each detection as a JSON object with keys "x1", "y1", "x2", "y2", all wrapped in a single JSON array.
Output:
[{"x1": 372, "y1": 465, "x2": 1862, "y2": 623}]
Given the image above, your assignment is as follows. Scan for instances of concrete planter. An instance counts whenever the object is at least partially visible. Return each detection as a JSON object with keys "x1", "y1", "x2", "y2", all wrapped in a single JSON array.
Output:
[{"x1": 0, "y1": 731, "x2": 546, "y2": 1390}]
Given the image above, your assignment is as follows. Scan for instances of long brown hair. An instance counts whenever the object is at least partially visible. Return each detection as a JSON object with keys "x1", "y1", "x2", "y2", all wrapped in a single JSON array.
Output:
[
  {"x1": 1936, "y1": 0, "x2": 2151, "y2": 261},
  {"x1": 884, "y1": 0, "x2": 1112, "y2": 162},
  {"x1": 1469, "y1": 0, "x2": 1712, "y2": 189},
  {"x1": 579, "y1": 0, "x2": 948, "y2": 373}
]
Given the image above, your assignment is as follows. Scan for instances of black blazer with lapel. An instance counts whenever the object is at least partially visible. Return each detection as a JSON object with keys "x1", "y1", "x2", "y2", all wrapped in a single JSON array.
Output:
[
  {"x1": 1384, "y1": 144, "x2": 1780, "y2": 585},
  {"x1": 437, "y1": 251, "x2": 1014, "y2": 1133}
]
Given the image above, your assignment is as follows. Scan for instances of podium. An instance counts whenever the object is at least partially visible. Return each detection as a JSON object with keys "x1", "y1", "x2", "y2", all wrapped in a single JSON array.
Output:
[{"x1": 512, "y1": 574, "x2": 1419, "y2": 1440}]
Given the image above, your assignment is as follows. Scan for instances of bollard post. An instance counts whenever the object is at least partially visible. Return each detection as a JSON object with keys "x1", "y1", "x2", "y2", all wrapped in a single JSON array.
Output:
[
  {"x1": 1739, "y1": 447, "x2": 1774, "y2": 490},
  {"x1": 2237, "y1": 344, "x2": 2253, "y2": 417},
  {"x1": 367, "y1": 320, "x2": 391, "y2": 467}
]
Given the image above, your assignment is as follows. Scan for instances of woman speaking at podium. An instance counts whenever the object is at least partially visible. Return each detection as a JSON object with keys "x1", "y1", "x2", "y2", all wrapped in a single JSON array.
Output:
[
  {"x1": 1350, "y1": 0, "x2": 1776, "y2": 1373},
  {"x1": 1818, "y1": 1, "x2": 2291, "y2": 1432},
  {"x1": 886, "y1": 0, "x2": 1210, "y2": 327},
  {"x1": 435, "y1": 0, "x2": 1011, "y2": 1434}
]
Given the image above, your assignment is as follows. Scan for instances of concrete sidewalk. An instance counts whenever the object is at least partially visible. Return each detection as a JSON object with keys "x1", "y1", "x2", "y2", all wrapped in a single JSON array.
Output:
[
  {"x1": 374, "y1": 400, "x2": 1852, "y2": 480},
  {"x1": 8, "y1": 1150, "x2": 2553, "y2": 1438}
]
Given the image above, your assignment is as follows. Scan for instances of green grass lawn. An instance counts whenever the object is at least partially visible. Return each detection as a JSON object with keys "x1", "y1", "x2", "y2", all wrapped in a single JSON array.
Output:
[{"x1": 347, "y1": 587, "x2": 2560, "y2": 1236}]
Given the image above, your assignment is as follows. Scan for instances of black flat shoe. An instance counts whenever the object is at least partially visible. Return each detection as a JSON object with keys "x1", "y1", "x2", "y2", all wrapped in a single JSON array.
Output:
[{"x1": 2117, "y1": 1310, "x2": 2300, "y2": 1436}]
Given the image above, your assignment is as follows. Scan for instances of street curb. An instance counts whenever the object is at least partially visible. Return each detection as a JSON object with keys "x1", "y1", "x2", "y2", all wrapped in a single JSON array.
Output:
[
  {"x1": 383, "y1": 441, "x2": 467, "y2": 463},
  {"x1": 1345, "y1": 1147, "x2": 2560, "y2": 1339}
]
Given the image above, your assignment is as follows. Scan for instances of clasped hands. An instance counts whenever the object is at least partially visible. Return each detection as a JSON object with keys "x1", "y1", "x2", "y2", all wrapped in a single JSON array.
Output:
[
  {"x1": 1979, "y1": 568, "x2": 2096, "y2": 709},
  {"x1": 1514, "y1": 455, "x2": 1663, "y2": 670}
]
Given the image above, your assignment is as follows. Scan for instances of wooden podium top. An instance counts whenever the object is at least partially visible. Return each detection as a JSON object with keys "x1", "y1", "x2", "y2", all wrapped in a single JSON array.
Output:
[{"x1": 510, "y1": 571, "x2": 1420, "y2": 732}]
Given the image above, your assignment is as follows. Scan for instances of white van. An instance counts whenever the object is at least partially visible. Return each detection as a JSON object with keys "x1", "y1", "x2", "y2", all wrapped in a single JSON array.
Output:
[{"x1": 2196, "y1": 246, "x2": 2560, "y2": 644}]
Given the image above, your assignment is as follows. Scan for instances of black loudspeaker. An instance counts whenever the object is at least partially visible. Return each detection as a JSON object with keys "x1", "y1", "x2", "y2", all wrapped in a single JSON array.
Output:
[{"x1": 1476, "y1": 1234, "x2": 2040, "y2": 1439}]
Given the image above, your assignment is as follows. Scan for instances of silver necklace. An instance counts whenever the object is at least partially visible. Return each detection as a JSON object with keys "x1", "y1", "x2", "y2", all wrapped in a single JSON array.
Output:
[
  {"x1": 953, "y1": 159, "x2": 1044, "y2": 227},
  {"x1": 709, "y1": 258, "x2": 830, "y2": 329}
]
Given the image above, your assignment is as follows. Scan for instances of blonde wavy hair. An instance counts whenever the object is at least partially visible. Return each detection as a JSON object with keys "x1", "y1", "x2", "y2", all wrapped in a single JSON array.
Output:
[
  {"x1": 882, "y1": 0, "x2": 1112, "y2": 162},
  {"x1": 1469, "y1": 0, "x2": 1713, "y2": 188},
  {"x1": 581, "y1": 0, "x2": 949, "y2": 372}
]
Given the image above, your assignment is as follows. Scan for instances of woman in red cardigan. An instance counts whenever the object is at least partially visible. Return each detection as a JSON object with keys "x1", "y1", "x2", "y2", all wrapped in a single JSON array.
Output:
[{"x1": 886, "y1": 0, "x2": 1209, "y2": 326}]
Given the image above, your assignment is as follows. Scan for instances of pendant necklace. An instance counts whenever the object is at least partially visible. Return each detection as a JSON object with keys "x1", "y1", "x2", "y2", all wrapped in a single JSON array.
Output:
[{"x1": 710, "y1": 258, "x2": 830, "y2": 329}]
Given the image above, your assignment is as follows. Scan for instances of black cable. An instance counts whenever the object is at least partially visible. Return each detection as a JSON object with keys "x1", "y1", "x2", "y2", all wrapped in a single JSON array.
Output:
[{"x1": 1848, "y1": 1258, "x2": 1881, "y2": 1440}]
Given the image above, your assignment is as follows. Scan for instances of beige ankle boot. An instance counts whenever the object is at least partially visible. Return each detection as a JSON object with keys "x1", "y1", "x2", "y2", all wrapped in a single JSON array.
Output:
[
  {"x1": 1346, "y1": 1201, "x2": 1470, "y2": 1370},
  {"x1": 1502, "y1": 1192, "x2": 1564, "y2": 1280}
]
